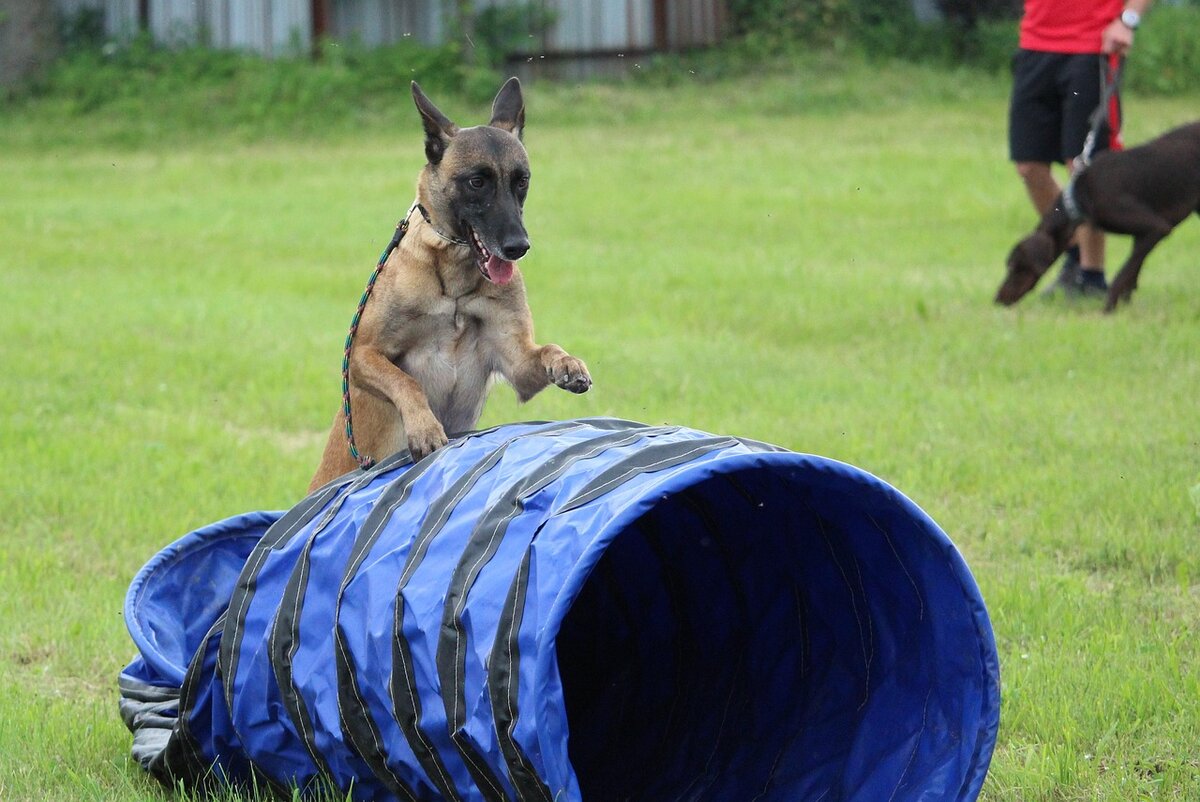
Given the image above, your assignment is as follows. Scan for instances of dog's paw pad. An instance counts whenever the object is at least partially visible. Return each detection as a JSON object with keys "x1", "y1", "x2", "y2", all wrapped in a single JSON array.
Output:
[
  {"x1": 550, "y1": 356, "x2": 591, "y2": 394},
  {"x1": 564, "y1": 375, "x2": 591, "y2": 394}
]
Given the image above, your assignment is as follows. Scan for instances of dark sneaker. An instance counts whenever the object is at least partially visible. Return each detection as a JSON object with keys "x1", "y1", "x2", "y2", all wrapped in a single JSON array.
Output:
[
  {"x1": 1041, "y1": 252, "x2": 1081, "y2": 298},
  {"x1": 1074, "y1": 268, "x2": 1108, "y2": 298}
]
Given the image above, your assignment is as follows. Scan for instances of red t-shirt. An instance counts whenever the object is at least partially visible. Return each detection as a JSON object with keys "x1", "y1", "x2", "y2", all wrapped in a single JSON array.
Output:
[{"x1": 1019, "y1": 0, "x2": 1122, "y2": 53}]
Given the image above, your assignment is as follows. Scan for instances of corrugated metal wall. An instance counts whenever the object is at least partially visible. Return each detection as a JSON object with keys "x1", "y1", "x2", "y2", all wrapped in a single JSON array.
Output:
[
  {"x1": 202, "y1": 0, "x2": 312, "y2": 55},
  {"x1": 54, "y1": 0, "x2": 312, "y2": 54},
  {"x1": 54, "y1": 0, "x2": 726, "y2": 58},
  {"x1": 328, "y1": 0, "x2": 445, "y2": 47},
  {"x1": 483, "y1": 0, "x2": 722, "y2": 57},
  {"x1": 662, "y1": 0, "x2": 724, "y2": 49},
  {"x1": 536, "y1": 0, "x2": 655, "y2": 54}
]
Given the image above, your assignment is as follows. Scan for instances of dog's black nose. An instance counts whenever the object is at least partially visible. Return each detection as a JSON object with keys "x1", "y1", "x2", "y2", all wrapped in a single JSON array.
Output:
[{"x1": 500, "y1": 238, "x2": 530, "y2": 261}]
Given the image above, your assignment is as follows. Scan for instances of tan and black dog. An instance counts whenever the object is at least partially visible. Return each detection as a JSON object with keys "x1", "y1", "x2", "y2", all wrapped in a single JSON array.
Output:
[
  {"x1": 996, "y1": 120, "x2": 1200, "y2": 313},
  {"x1": 310, "y1": 78, "x2": 591, "y2": 491}
]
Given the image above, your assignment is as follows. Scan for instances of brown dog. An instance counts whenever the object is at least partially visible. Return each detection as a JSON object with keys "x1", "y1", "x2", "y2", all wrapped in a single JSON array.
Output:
[
  {"x1": 309, "y1": 78, "x2": 591, "y2": 491},
  {"x1": 996, "y1": 120, "x2": 1200, "y2": 313}
]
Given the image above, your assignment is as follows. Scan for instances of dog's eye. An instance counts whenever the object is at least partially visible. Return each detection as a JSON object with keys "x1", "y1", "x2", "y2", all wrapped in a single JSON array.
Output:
[
  {"x1": 468, "y1": 176, "x2": 487, "y2": 190},
  {"x1": 516, "y1": 176, "x2": 529, "y2": 191}
]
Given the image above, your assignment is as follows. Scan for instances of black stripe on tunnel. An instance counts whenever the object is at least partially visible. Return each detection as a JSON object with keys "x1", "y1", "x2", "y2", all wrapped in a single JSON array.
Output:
[
  {"x1": 389, "y1": 419, "x2": 655, "y2": 802},
  {"x1": 334, "y1": 451, "x2": 456, "y2": 801},
  {"x1": 437, "y1": 425, "x2": 677, "y2": 802},
  {"x1": 217, "y1": 444, "x2": 413, "y2": 717},
  {"x1": 488, "y1": 436, "x2": 752, "y2": 798}
]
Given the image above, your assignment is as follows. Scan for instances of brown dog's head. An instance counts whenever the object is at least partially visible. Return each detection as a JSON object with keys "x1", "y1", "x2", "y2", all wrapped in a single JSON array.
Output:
[
  {"x1": 412, "y1": 78, "x2": 530, "y2": 285},
  {"x1": 995, "y1": 230, "x2": 1058, "y2": 306}
]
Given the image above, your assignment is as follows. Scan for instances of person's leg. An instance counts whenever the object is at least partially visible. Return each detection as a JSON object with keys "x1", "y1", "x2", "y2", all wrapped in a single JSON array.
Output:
[
  {"x1": 1009, "y1": 51, "x2": 1081, "y2": 292},
  {"x1": 1009, "y1": 50, "x2": 1064, "y2": 211},
  {"x1": 1061, "y1": 54, "x2": 1111, "y2": 294},
  {"x1": 1015, "y1": 160, "x2": 1060, "y2": 215}
]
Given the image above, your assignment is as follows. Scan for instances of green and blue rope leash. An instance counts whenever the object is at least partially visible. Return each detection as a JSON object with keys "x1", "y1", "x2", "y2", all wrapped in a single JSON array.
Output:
[
  {"x1": 341, "y1": 203, "x2": 418, "y2": 470},
  {"x1": 341, "y1": 202, "x2": 470, "y2": 469}
]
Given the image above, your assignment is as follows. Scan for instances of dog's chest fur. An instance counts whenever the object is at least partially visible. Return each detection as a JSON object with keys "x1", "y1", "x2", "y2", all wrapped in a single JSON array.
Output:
[
  {"x1": 405, "y1": 294, "x2": 494, "y2": 432},
  {"x1": 374, "y1": 250, "x2": 511, "y2": 434}
]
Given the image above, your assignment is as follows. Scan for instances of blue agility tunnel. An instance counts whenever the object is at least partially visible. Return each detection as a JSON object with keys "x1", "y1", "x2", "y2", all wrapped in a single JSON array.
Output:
[{"x1": 120, "y1": 418, "x2": 1000, "y2": 801}]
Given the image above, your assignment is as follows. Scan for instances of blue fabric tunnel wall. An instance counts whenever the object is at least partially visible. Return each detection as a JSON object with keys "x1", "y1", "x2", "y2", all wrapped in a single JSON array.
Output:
[{"x1": 120, "y1": 418, "x2": 1000, "y2": 801}]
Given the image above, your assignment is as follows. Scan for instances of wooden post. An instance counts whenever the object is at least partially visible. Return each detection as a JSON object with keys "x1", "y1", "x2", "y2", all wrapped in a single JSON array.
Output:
[
  {"x1": 310, "y1": 0, "x2": 330, "y2": 59},
  {"x1": 653, "y1": 0, "x2": 669, "y2": 51}
]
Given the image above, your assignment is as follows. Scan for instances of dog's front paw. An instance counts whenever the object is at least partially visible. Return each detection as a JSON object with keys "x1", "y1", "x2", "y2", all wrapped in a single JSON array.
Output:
[
  {"x1": 406, "y1": 417, "x2": 449, "y2": 461},
  {"x1": 547, "y1": 353, "x2": 592, "y2": 394}
]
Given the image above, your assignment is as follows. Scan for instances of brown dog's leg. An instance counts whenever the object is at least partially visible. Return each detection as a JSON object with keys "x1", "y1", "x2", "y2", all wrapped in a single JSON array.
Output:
[
  {"x1": 1095, "y1": 196, "x2": 1175, "y2": 312},
  {"x1": 310, "y1": 409, "x2": 358, "y2": 491},
  {"x1": 308, "y1": 341, "x2": 452, "y2": 493},
  {"x1": 1105, "y1": 227, "x2": 1170, "y2": 312},
  {"x1": 308, "y1": 386, "x2": 421, "y2": 491},
  {"x1": 493, "y1": 330, "x2": 591, "y2": 402},
  {"x1": 349, "y1": 345, "x2": 449, "y2": 458}
]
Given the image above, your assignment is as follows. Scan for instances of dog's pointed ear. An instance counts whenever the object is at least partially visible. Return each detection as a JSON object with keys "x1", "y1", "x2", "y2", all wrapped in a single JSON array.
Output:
[
  {"x1": 412, "y1": 81, "x2": 459, "y2": 165},
  {"x1": 488, "y1": 77, "x2": 525, "y2": 140}
]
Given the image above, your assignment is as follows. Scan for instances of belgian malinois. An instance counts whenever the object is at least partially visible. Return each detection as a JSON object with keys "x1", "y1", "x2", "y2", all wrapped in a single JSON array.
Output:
[
  {"x1": 996, "y1": 120, "x2": 1200, "y2": 313},
  {"x1": 309, "y1": 78, "x2": 591, "y2": 491}
]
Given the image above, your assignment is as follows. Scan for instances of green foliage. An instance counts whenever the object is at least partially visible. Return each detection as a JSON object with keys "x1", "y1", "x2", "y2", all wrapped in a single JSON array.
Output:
[
  {"x1": 58, "y1": 6, "x2": 107, "y2": 51},
  {"x1": 728, "y1": 0, "x2": 917, "y2": 50},
  {"x1": 5, "y1": 0, "x2": 1197, "y2": 149},
  {"x1": 666, "y1": 1, "x2": 1017, "y2": 78},
  {"x1": 5, "y1": 34, "x2": 492, "y2": 141},
  {"x1": 1124, "y1": 4, "x2": 1200, "y2": 95},
  {"x1": 936, "y1": 0, "x2": 1022, "y2": 28},
  {"x1": 725, "y1": 0, "x2": 1200, "y2": 89},
  {"x1": 474, "y1": 2, "x2": 557, "y2": 67}
]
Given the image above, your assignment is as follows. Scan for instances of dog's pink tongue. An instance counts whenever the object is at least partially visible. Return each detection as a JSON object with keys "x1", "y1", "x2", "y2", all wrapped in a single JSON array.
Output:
[{"x1": 487, "y1": 254, "x2": 515, "y2": 285}]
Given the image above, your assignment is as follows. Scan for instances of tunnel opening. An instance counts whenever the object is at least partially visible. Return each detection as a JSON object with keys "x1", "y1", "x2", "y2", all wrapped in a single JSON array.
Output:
[{"x1": 556, "y1": 464, "x2": 993, "y2": 801}]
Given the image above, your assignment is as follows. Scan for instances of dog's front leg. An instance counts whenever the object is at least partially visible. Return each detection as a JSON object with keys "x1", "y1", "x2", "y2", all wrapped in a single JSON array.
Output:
[
  {"x1": 350, "y1": 344, "x2": 449, "y2": 459},
  {"x1": 494, "y1": 331, "x2": 591, "y2": 403}
]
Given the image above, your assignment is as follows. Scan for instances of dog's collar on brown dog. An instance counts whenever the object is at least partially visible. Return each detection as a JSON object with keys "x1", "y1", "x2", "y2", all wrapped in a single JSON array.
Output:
[
  {"x1": 1061, "y1": 180, "x2": 1086, "y2": 225},
  {"x1": 413, "y1": 202, "x2": 470, "y2": 247}
]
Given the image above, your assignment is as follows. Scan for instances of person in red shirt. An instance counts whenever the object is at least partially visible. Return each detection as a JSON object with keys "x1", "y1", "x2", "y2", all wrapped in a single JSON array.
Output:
[{"x1": 1008, "y1": 0, "x2": 1152, "y2": 297}]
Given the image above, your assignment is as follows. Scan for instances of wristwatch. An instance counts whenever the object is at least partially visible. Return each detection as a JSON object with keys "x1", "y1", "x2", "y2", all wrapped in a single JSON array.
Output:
[{"x1": 1120, "y1": 8, "x2": 1141, "y2": 29}]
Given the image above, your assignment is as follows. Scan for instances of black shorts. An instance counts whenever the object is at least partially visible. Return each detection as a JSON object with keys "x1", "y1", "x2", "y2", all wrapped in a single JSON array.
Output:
[{"x1": 1008, "y1": 49, "x2": 1123, "y2": 164}]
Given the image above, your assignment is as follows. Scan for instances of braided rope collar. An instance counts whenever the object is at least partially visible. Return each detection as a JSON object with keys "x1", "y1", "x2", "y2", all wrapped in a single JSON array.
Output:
[{"x1": 413, "y1": 202, "x2": 469, "y2": 246}]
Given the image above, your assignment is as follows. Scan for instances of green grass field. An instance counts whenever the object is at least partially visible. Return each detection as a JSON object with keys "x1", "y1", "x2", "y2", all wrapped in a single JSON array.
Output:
[{"x1": 1, "y1": 58, "x2": 1198, "y2": 800}]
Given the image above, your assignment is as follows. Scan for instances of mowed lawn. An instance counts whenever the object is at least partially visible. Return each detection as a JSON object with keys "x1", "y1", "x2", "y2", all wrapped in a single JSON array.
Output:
[{"x1": 1, "y1": 63, "x2": 1198, "y2": 800}]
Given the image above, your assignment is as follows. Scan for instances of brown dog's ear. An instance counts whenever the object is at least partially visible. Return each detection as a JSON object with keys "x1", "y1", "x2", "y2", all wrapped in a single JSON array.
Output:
[
  {"x1": 1021, "y1": 230, "x2": 1059, "y2": 272},
  {"x1": 488, "y1": 77, "x2": 525, "y2": 140},
  {"x1": 412, "y1": 81, "x2": 459, "y2": 165}
]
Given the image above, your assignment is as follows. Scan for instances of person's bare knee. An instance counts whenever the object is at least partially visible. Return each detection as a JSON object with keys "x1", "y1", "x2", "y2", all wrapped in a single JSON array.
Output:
[
  {"x1": 1015, "y1": 161, "x2": 1051, "y2": 183},
  {"x1": 1015, "y1": 161, "x2": 1060, "y2": 215}
]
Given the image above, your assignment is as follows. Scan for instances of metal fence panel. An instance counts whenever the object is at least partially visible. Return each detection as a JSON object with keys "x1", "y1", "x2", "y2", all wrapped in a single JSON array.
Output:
[
  {"x1": 329, "y1": 0, "x2": 445, "y2": 47},
  {"x1": 54, "y1": 0, "x2": 728, "y2": 58}
]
